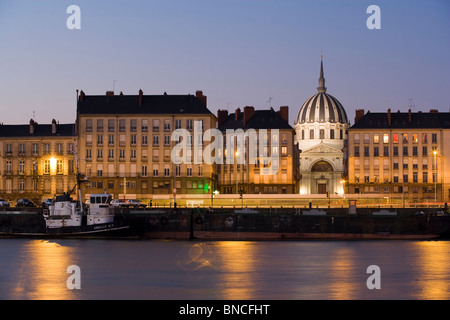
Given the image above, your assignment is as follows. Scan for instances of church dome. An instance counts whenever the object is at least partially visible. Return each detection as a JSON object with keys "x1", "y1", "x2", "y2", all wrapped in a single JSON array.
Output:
[{"x1": 295, "y1": 57, "x2": 348, "y2": 125}]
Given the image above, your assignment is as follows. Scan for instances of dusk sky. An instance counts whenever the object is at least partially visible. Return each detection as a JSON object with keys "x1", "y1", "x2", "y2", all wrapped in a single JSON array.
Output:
[{"x1": 0, "y1": 0, "x2": 449, "y2": 126}]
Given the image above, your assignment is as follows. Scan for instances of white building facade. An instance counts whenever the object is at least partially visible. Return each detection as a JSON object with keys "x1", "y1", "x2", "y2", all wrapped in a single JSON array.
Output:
[{"x1": 294, "y1": 57, "x2": 349, "y2": 195}]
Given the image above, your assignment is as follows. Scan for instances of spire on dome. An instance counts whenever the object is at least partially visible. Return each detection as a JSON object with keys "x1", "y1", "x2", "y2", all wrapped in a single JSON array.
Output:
[{"x1": 317, "y1": 55, "x2": 327, "y2": 93}]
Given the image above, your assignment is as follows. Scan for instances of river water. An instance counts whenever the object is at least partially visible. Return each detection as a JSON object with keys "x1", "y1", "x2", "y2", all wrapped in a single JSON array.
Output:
[{"x1": 0, "y1": 239, "x2": 449, "y2": 300}]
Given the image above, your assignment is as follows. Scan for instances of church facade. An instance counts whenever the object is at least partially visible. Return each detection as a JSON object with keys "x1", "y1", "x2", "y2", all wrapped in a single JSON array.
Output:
[{"x1": 294, "y1": 57, "x2": 349, "y2": 195}]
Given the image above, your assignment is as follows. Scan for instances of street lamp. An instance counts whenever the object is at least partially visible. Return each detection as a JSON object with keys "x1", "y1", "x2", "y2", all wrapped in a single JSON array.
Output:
[
  {"x1": 235, "y1": 151, "x2": 239, "y2": 194},
  {"x1": 433, "y1": 149, "x2": 437, "y2": 204}
]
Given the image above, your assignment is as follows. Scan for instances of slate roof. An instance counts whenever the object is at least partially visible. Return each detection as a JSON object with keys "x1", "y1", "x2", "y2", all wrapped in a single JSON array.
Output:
[
  {"x1": 350, "y1": 111, "x2": 450, "y2": 129},
  {"x1": 218, "y1": 110, "x2": 293, "y2": 131},
  {"x1": 77, "y1": 94, "x2": 213, "y2": 115},
  {"x1": 0, "y1": 123, "x2": 76, "y2": 138}
]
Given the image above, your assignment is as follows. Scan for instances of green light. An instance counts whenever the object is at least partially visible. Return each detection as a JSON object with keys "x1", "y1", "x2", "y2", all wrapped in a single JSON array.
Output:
[{"x1": 214, "y1": 190, "x2": 219, "y2": 195}]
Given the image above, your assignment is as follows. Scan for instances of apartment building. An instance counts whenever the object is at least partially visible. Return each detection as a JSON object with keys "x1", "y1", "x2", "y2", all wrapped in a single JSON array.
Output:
[
  {"x1": 76, "y1": 90, "x2": 217, "y2": 201},
  {"x1": 217, "y1": 106, "x2": 298, "y2": 195},
  {"x1": 347, "y1": 109, "x2": 450, "y2": 204},
  {"x1": 0, "y1": 119, "x2": 76, "y2": 204}
]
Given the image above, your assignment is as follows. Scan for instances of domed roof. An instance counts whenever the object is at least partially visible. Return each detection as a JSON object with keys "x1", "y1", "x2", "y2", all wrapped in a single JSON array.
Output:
[{"x1": 296, "y1": 57, "x2": 348, "y2": 124}]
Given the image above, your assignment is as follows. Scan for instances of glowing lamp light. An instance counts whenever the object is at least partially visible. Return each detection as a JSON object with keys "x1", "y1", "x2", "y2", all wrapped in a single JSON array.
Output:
[{"x1": 50, "y1": 157, "x2": 57, "y2": 173}]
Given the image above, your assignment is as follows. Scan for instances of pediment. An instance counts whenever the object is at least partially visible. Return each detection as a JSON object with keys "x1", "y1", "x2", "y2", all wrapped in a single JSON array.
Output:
[{"x1": 301, "y1": 143, "x2": 342, "y2": 155}]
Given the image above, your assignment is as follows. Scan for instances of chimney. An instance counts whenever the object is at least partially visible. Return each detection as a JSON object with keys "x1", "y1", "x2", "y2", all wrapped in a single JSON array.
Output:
[
  {"x1": 408, "y1": 109, "x2": 412, "y2": 123},
  {"x1": 29, "y1": 119, "x2": 35, "y2": 135},
  {"x1": 355, "y1": 109, "x2": 365, "y2": 123},
  {"x1": 430, "y1": 109, "x2": 438, "y2": 113},
  {"x1": 196, "y1": 90, "x2": 207, "y2": 107},
  {"x1": 217, "y1": 110, "x2": 229, "y2": 127},
  {"x1": 79, "y1": 90, "x2": 85, "y2": 102},
  {"x1": 243, "y1": 106, "x2": 255, "y2": 126},
  {"x1": 106, "y1": 91, "x2": 114, "y2": 96},
  {"x1": 277, "y1": 106, "x2": 289, "y2": 124},
  {"x1": 52, "y1": 119, "x2": 57, "y2": 134},
  {"x1": 235, "y1": 108, "x2": 241, "y2": 121},
  {"x1": 139, "y1": 89, "x2": 143, "y2": 106},
  {"x1": 387, "y1": 108, "x2": 391, "y2": 127}
]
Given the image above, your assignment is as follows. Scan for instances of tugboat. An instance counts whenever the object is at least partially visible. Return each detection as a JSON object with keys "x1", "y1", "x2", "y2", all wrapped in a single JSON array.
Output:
[{"x1": 43, "y1": 193, "x2": 131, "y2": 238}]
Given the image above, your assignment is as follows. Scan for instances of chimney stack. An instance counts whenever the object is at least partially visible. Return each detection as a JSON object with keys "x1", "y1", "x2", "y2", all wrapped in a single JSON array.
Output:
[
  {"x1": 235, "y1": 108, "x2": 241, "y2": 121},
  {"x1": 106, "y1": 91, "x2": 114, "y2": 96},
  {"x1": 52, "y1": 119, "x2": 57, "y2": 134},
  {"x1": 79, "y1": 90, "x2": 85, "y2": 102},
  {"x1": 387, "y1": 108, "x2": 391, "y2": 127},
  {"x1": 29, "y1": 119, "x2": 35, "y2": 135},
  {"x1": 195, "y1": 90, "x2": 207, "y2": 107},
  {"x1": 277, "y1": 106, "x2": 289, "y2": 124},
  {"x1": 355, "y1": 109, "x2": 365, "y2": 123},
  {"x1": 430, "y1": 109, "x2": 438, "y2": 113},
  {"x1": 408, "y1": 109, "x2": 412, "y2": 123},
  {"x1": 217, "y1": 110, "x2": 229, "y2": 128},
  {"x1": 139, "y1": 89, "x2": 143, "y2": 106},
  {"x1": 243, "y1": 106, "x2": 255, "y2": 126}
]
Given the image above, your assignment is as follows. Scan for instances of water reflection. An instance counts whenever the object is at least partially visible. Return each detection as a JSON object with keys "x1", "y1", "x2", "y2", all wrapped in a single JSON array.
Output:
[
  {"x1": 414, "y1": 241, "x2": 450, "y2": 300},
  {"x1": 328, "y1": 247, "x2": 358, "y2": 300},
  {"x1": 214, "y1": 242, "x2": 257, "y2": 300},
  {"x1": 10, "y1": 240, "x2": 78, "y2": 300}
]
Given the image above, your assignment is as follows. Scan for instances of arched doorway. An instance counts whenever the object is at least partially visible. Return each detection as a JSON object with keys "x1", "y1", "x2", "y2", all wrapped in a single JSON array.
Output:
[{"x1": 311, "y1": 161, "x2": 334, "y2": 194}]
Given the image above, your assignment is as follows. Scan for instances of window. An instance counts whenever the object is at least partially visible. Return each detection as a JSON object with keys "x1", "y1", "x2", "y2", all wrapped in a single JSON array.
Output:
[
  {"x1": 142, "y1": 135, "x2": 148, "y2": 146},
  {"x1": 422, "y1": 133, "x2": 427, "y2": 144},
  {"x1": 413, "y1": 172, "x2": 418, "y2": 183},
  {"x1": 403, "y1": 146, "x2": 408, "y2": 156},
  {"x1": 320, "y1": 129, "x2": 325, "y2": 139},
  {"x1": 354, "y1": 133, "x2": 360, "y2": 144},
  {"x1": 131, "y1": 134, "x2": 137, "y2": 145},
  {"x1": 32, "y1": 143, "x2": 39, "y2": 156},
  {"x1": 393, "y1": 146, "x2": 398, "y2": 156},
  {"x1": 153, "y1": 135, "x2": 159, "y2": 146},
  {"x1": 364, "y1": 133, "x2": 370, "y2": 144},
  {"x1": 86, "y1": 149, "x2": 92, "y2": 159},
  {"x1": 413, "y1": 146, "x2": 418, "y2": 156},
  {"x1": 141, "y1": 120, "x2": 148, "y2": 132},
  {"x1": 97, "y1": 149, "x2": 103, "y2": 159},
  {"x1": 57, "y1": 160, "x2": 63, "y2": 174},
  {"x1": 187, "y1": 167, "x2": 192, "y2": 176},
  {"x1": 19, "y1": 161, "x2": 25, "y2": 174},
  {"x1": 44, "y1": 160, "x2": 50, "y2": 174},
  {"x1": 423, "y1": 172, "x2": 428, "y2": 183},
  {"x1": 86, "y1": 119, "x2": 92, "y2": 132},
  {"x1": 310, "y1": 129, "x2": 314, "y2": 139},
  {"x1": 19, "y1": 179, "x2": 25, "y2": 192},
  {"x1": 364, "y1": 146, "x2": 369, "y2": 157},
  {"x1": 119, "y1": 119, "x2": 126, "y2": 132},
  {"x1": 373, "y1": 147, "x2": 379, "y2": 157},
  {"x1": 119, "y1": 150, "x2": 125, "y2": 159},
  {"x1": 97, "y1": 135, "x2": 103, "y2": 146},
  {"x1": 373, "y1": 134, "x2": 379, "y2": 144},
  {"x1": 153, "y1": 120, "x2": 160, "y2": 132},
  {"x1": 19, "y1": 144, "x2": 25, "y2": 155},
  {"x1": 403, "y1": 174, "x2": 408, "y2": 183},
  {"x1": 186, "y1": 120, "x2": 193, "y2": 131},
  {"x1": 142, "y1": 165, "x2": 148, "y2": 177},
  {"x1": 402, "y1": 134, "x2": 408, "y2": 144},
  {"x1": 130, "y1": 150, "x2": 136, "y2": 160},
  {"x1": 164, "y1": 135, "x2": 170, "y2": 146},
  {"x1": 281, "y1": 146, "x2": 288, "y2": 156},
  {"x1": 330, "y1": 129, "x2": 334, "y2": 139},
  {"x1": 393, "y1": 134, "x2": 399, "y2": 144},
  {"x1": 108, "y1": 119, "x2": 115, "y2": 132},
  {"x1": 164, "y1": 120, "x2": 171, "y2": 132},
  {"x1": 383, "y1": 146, "x2": 389, "y2": 157},
  {"x1": 432, "y1": 133, "x2": 437, "y2": 144},
  {"x1": 44, "y1": 144, "x2": 51, "y2": 155},
  {"x1": 175, "y1": 120, "x2": 182, "y2": 129},
  {"x1": 164, "y1": 168, "x2": 170, "y2": 177},
  {"x1": 175, "y1": 165, "x2": 181, "y2": 176},
  {"x1": 354, "y1": 146, "x2": 360, "y2": 157},
  {"x1": 97, "y1": 119, "x2": 103, "y2": 132},
  {"x1": 423, "y1": 146, "x2": 428, "y2": 156},
  {"x1": 412, "y1": 134, "x2": 418, "y2": 143},
  {"x1": 130, "y1": 119, "x2": 137, "y2": 132},
  {"x1": 108, "y1": 134, "x2": 114, "y2": 145},
  {"x1": 108, "y1": 149, "x2": 114, "y2": 159},
  {"x1": 383, "y1": 134, "x2": 389, "y2": 144}
]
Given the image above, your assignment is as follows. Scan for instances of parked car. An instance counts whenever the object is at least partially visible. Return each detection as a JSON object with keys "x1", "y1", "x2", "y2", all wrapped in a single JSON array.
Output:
[
  {"x1": 16, "y1": 199, "x2": 36, "y2": 208},
  {"x1": 111, "y1": 199, "x2": 128, "y2": 207},
  {"x1": 125, "y1": 199, "x2": 146, "y2": 208},
  {"x1": 0, "y1": 199, "x2": 10, "y2": 208},
  {"x1": 41, "y1": 198, "x2": 53, "y2": 208}
]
